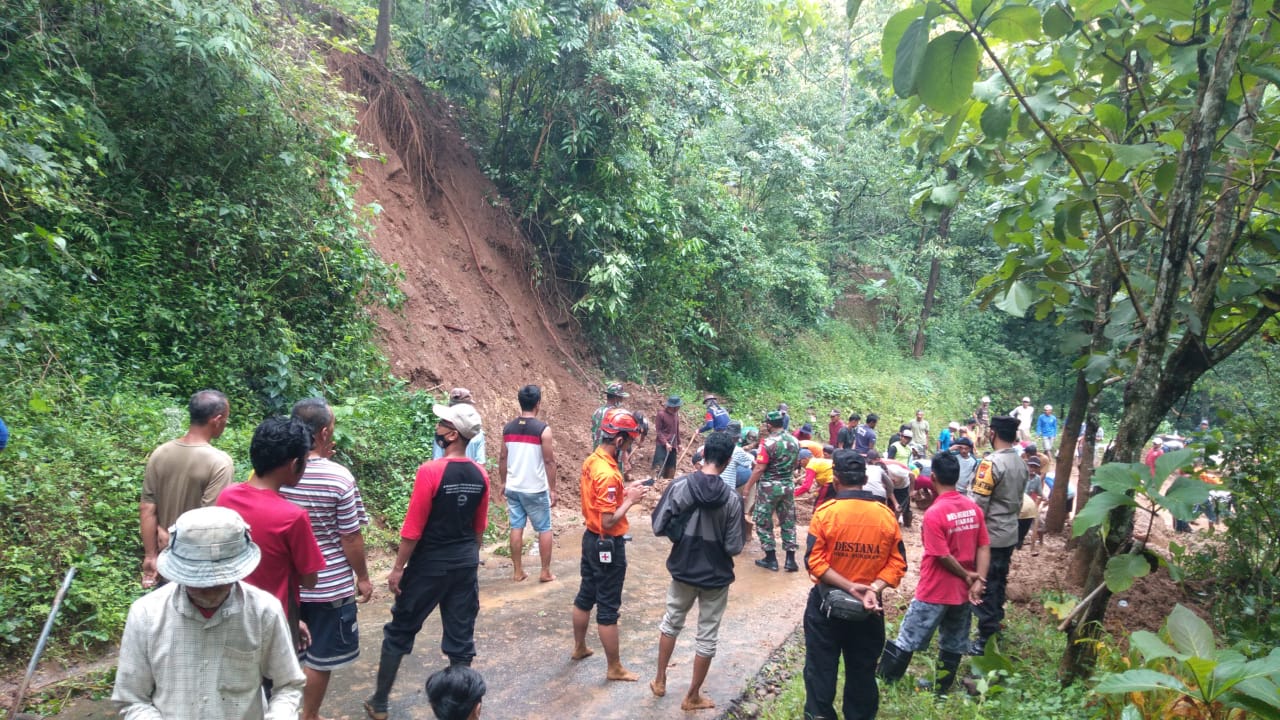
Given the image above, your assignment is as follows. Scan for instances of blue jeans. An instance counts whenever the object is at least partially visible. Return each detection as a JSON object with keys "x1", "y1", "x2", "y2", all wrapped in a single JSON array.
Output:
[{"x1": 893, "y1": 599, "x2": 972, "y2": 656}]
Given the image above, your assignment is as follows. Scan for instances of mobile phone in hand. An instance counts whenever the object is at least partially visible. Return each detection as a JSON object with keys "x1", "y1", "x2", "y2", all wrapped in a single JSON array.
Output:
[{"x1": 640, "y1": 477, "x2": 656, "y2": 486}]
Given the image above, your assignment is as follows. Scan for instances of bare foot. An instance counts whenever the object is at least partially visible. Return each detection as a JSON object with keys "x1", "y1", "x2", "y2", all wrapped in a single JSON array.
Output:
[
  {"x1": 513, "y1": 571, "x2": 528, "y2": 582},
  {"x1": 681, "y1": 694, "x2": 715, "y2": 711},
  {"x1": 571, "y1": 645, "x2": 594, "y2": 660},
  {"x1": 539, "y1": 571, "x2": 556, "y2": 583},
  {"x1": 606, "y1": 665, "x2": 639, "y2": 682},
  {"x1": 649, "y1": 679, "x2": 666, "y2": 697}
]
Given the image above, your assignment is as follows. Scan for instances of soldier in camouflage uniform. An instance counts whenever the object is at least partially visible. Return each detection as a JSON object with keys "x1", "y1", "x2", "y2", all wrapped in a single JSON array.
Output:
[
  {"x1": 592, "y1": 383, "x2": 629, "y2": 448},
  {"x1": 740, "y1": 410, "x2": 801, "y2": 572}
]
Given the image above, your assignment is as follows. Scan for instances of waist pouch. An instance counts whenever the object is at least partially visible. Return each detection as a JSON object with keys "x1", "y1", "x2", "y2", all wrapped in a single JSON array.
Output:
[{"x1": 819, "y1": 584, "x2": 871, "y2": 622}]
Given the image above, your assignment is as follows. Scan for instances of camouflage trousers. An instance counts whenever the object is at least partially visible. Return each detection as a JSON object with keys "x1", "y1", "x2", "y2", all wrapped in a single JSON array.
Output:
[{"x1": 754, "y1": 481, "x2": 797, "y2": 552}]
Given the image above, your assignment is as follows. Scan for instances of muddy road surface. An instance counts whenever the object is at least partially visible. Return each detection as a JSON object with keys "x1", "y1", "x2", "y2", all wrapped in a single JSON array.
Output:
[{"x1": 53, "y1": 522, "x2": 812, "y2": 720}]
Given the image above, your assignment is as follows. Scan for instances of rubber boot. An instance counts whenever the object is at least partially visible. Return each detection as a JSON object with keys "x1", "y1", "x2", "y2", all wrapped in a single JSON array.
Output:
[
  {"x1": 364, "y1": 650, "x2": 404, "y2": 720},
  {"x1": 755, "y1": 550, "x2": 779, "y2": 571},
  {"x1": 935, "y1": 650, "x2": 963, "y2": 695},
  {"x1": 876, "y1": 642, "x2": 913, "y2": 683},
  {"x1": 784, "y1": 550, "x2": 799, "y2": 572}
]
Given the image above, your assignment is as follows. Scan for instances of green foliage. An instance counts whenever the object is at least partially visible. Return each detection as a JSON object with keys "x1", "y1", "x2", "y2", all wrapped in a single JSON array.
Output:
[
  {"x1": 745, "y1": 602, "x2": 1089, "y2": 719},
  {"x1": 330, "y1": 390, "x2": 438, "y2": 525},
  {"x1": 0, "y1": 385, "x2": 199, "y2": 653},
  {"x1": 1181, "y1": 409, "x2": 1280, "y2": 654},
  {"x1": 0, "y1": 0, "x2": 436, "y2": 664},
  {"x1": 1, "y1": 0, "x2": 402, "y2": 411},
  {"x1": 1093, "y1": 605, "x2": 1280, "y2": 719},
  {"x1": 0, "y1": 378, "x2": 442, "y2": 662}
]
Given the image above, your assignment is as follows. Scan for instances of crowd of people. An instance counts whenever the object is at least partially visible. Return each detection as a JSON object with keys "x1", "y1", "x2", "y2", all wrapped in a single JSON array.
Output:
[{"x1": 110, "y1": 384, "x2": 1129, "y2": 719}]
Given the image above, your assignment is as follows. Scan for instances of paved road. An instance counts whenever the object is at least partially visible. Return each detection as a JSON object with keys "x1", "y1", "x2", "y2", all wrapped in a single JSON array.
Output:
[{"x1": 53, "y1": 525, "x2": 812, "y2": 720}]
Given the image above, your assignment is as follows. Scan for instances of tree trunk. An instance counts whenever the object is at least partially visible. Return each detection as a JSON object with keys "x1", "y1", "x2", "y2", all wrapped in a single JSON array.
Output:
[
  {"x1": 912, "y1": 255, "x2": 940, "y2": 358},
  {"x1": 1077, "y1": 413, "x2": 1099, "y2": 514},
  {"x1": 1060, "y1": 0, "x2": 1257, "y2": 683},
  {"x1": 1045, "y1": 373, "x2": 1088, "y2": 533},
  {"x1": 373, "y1": 0, "x2": 394, "y2": 62},
  {"x1": 912, "y1": 167, "x2": 956, "y2": 358}
]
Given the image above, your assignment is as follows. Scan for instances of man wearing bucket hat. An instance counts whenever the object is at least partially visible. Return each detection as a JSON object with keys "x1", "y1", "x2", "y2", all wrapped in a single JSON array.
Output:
[
  {"x1": 365, "y1": 402, "x2": 490, "y2": 719},
  {"x1": 697, "y1": 394, "x2": 731, "y2": 434},
  {"x1": 653, "y1": 396, "x2": 683, "y2": 480},
  {"x1": 592, "y1": 383, "x2": 630, "y2": 448},
  {"x1": 112, "y1": 506, "x2": 306, "y2": 718}
]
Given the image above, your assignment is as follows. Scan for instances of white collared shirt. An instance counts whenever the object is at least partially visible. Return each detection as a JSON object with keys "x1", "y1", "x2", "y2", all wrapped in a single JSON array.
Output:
[{"x1": 112, "y1": 582, "x2": 304, "y2": 719}]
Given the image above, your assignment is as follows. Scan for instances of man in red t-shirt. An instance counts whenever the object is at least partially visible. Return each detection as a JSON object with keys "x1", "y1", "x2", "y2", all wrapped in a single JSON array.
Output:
[
  {"x1": 216, "y1": 417, "x2": 326, "y2": 650},
  {"x1": 878, "y1": 452, "x2": 990, "y2": 695}
]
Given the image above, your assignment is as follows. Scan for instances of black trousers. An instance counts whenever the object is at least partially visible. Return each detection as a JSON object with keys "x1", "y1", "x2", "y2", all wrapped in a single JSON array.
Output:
[
  {"x1": 974, "y1": 545, "x2": 1015, "y2": 643},
  {"x1": 892, "y1": 487, "x2": 912, "y2": 526},
  {"x1": 381, "y1": 565, "x2": 479, "y2": 663},
  {"x1": 803, "y1": 586, "x2": 885, "y2": 720}
]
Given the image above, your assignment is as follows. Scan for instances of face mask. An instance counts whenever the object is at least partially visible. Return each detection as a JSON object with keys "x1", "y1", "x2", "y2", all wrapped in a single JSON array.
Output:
[{"x1": 435, "y1": 433, "x2": 452, "y2": 449}]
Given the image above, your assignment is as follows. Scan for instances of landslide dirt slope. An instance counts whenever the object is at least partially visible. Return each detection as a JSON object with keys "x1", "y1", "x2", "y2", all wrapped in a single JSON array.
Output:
[{"x1": 333, "y1": 53, "x2": 603, "y2": 463}]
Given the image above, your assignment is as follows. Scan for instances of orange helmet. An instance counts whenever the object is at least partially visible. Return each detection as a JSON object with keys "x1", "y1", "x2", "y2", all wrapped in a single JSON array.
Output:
[{"x1": 601, "y1": 407, "x2": 641, "y2": 439}]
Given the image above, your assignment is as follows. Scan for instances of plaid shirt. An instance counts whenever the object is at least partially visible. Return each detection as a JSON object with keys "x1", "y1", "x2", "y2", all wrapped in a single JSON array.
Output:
[{"x1": 112, "y1": 582, "x2": 304, "y2": 719}]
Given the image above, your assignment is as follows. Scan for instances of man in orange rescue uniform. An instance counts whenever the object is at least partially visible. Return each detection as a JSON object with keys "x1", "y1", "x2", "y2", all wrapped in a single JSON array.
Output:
[
  {"x1": 571, "y1": 407, "x2": 650, "y2": 681},
  {"x1": 802, "y1": 450, "x2": 907, "y2": 720}
]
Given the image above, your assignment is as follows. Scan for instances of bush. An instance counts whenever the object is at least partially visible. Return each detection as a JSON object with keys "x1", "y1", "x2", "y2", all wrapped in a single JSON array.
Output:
[{"x1": 0, "y1": 378, "x2": 445, "y2": 661}]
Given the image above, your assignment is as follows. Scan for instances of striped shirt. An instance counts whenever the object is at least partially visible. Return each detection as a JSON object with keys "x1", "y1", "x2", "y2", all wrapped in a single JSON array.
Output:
[{"x1": 280, "y1": 457, "x2": 368, "y2": 603}]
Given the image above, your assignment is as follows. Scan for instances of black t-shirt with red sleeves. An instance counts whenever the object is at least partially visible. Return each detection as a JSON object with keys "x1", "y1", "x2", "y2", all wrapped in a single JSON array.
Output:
[{"x1": 401, "y1": 457, "x2": 490, "y2": 576}]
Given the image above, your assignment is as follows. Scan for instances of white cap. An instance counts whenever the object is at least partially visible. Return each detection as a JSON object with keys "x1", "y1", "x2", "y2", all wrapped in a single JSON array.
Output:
[
  {"x1": 981, "y1": 396, "x2": 991, "y2": 403},
  {"x1": 901, "y1": 429, "x2": 913, "y2": 439},
  {"x1": 1044, "y1": 404, "x2": 1053, "y2": 411},
  {"x1": 949, "y1": 421, "x2": 960, "y2": 430},
  {"x1": 1022, "y1": 396, "x2": 1031, "y2": 403},
  {"x1": 434, "y1": 403, "x2": 483, "y2": 439}
]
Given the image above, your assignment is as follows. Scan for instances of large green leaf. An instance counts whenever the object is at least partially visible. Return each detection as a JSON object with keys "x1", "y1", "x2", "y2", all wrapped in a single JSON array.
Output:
[
  {"x1": 1083, "y1": 352, "x2": 1112, "y2": 383},
  {"x1": 846, "y1": 0, "x2": 863, "y2": 25},
  {"x1": 1094, "y1": 103, "x2": 1126, "y2": 138},
  {"x1": 1161, "y1": 474, "x2": 1211, "y2": 519},
  {"x1": 1107, "y1": 142, "x2": 1160, "y2": 169},
  {"x1": 1042, "y1": 3, "x2": 1074, "y2": 38},
  {"x1": 983, "y1": 5, "x2": 1042, "y2": 42},
  {"x1": 958, "y1": 0, "x2": 993, "y2": 21},
  {"x1": 981, "y1": 98, "x2": 1012, "y2": 140},
  {"x1": 882, "y1": 7, "x2": 924, "y2": 76},
  {"x1": 1233, "y1": 676, "x2": 1280, "y2": 714},
  {"x1": 893, "y1": 17, "x2": 931, "y2": 97},
  {"x1": 930, "y1": 183, "x2": 961, "y2": 206},
  {"x1": 994, "y1": 279, "x2": 1036, "y2": 317},
  {"x1": 1167, "y1": 603, "x2": 1215, "y2": 659},
  {"x1": 1154, "y1": 448, "x2": 1196, "y2": 484},
  {"x1": 1072, "y1": 491, "x2": 1135, "y2": 537},
  {"x1": 1095, "y1": 668, "x2": 1189, "y2": 695},
  {"x1": 1104, "y1": 552, "x2": 1150, "y2": 593},
  {"x1": 1140, "y1": 0, "x2": 1196, "y2": 23},
  {"x1": 1129, "y1": 630, "x2": 1182, "y2": 662},
  {"x1": 1091, "y1": 462, "x2": 1144, "y2": 493},
  {"x1": 918, "y1": 31, "x2": 980, "y2": 113}
]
